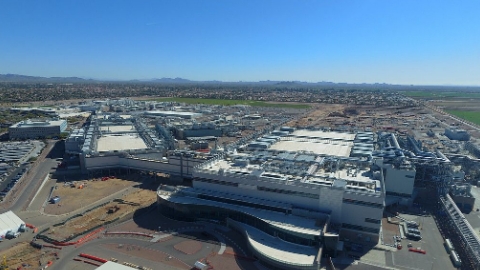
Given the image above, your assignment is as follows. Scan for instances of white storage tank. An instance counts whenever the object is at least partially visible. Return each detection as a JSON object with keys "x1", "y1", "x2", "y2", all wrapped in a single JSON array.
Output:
[
  {"x1": 450, "y1": 250, "x2": 461, "y2": 268},
  {"x1": 444, "y1": 238, "x2": 454, "y2": 254}
]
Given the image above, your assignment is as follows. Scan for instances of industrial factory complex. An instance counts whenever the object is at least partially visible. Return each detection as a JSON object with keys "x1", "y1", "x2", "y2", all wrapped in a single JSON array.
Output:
[
  {"x1": 3, "y1": 97, "x2": 480, "y2": 270},
  {"x1": 52, "y1": 102, "x2": 476, "y2": 269}
]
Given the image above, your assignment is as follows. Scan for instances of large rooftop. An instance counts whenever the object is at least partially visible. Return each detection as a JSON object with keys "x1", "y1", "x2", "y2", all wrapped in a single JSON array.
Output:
[
  {"x1": 196, "y1": 155, "x2": 381, "y2": 193},
  {"x1": 144, "y1": 110, "x2": 201, "y2": 118},
  {"x1": 10, "y1": 119, "x2": 66, "y2": 128},
  {"x1": 269, "y1": 140, "x2": 352, "y2": 157},
  {"x1": 100, "y1": 125, "x2": 136, "y2": 133},
  {"x1": 96, "y1": 134, "x2": 148, "y2": 152},
  {"x1": 260, "y1": 130, "x2": 360, "y2": 157}
]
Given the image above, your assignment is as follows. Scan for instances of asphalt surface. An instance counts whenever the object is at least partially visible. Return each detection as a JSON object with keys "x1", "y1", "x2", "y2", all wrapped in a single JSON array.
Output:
[
  {"x1": 0, "y1": 141, "x2": 71, "y2": 245},
  {"x1": 1, "y1": 140, "x2": 60, "y2": 213},
  {"x1": 391, "y1": 214, "x2": 454, "y2": 270},
  {"x1": 56, "y1": 238, "x2": 193, "y2": 270}
]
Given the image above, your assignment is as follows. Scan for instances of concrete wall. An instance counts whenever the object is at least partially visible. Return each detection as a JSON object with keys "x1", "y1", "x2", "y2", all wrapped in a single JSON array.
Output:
[
  {"x1": 342, "y1": 192, "x2": 383, "y2": 234},
  {"x1": 192, "y1": 180, "x2": 319, "y2": 211},
  {"x1": 83, "y1": 154, "x2": 207, "y2": 178},
  {"x1": 385, "y1": 166, "x2": 415, "y2": 197}
]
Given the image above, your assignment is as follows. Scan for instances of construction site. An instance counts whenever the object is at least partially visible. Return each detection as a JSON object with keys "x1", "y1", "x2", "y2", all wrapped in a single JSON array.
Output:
[
  {"x1": 40, "y1": 188, "x2": 156, "y2": 243},
  {"x1": 44, "y1": 177, "x2": 142, "y2": 215},
  {"x1": 0, "y1": 242, "x2": 59, "y2": 270}
]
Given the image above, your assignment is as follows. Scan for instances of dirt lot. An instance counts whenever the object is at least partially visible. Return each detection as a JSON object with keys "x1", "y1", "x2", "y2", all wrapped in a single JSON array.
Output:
[
  {"x1": 44, "y1": 178, "x2": 138, "y2": 215},
  {"x1": 44, "y1": 188, "x2": 157, "y2": 241},
  {"x1": 0, "y1": 242, "x2": 58, "y2": 269},
  {"x1": 288, "y1": 104, "x2": 347, "y2": 128}
]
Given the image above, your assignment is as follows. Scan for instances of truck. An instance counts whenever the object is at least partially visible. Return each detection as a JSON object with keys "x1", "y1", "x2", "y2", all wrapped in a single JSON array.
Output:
[
  {"x1": 19, "y1": 223, "x2": 27, "y2": 232},
  {"x1": 5, "y1": 230, "x2": 20, "y2": 239},
  {"x1": 50, "y1": 196, "x2": 61, "y2": 204}
]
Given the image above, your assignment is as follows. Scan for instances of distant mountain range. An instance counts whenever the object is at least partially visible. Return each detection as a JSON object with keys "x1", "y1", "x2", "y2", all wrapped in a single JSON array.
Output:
[
  {"x1": 1, "y1": 74, "x2": 478, "y2": 89},
  {"x1": 0, "y1": 73, "x2": 360, "y2": 85},
  {"x1": 0, "y1": 74, "x2": 92, "y2": 83}
]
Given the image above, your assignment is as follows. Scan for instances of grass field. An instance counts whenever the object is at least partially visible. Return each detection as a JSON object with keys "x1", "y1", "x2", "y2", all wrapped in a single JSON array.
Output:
[
  {"x1": 153, "y1": 97, "x2": 310, "y2": 109},
  {"x1": 404, "y1": 91, "x2": 480, "y2": 99},
  {"x1": 445, "y1": 110, "x2": 480, "y2": 125}
]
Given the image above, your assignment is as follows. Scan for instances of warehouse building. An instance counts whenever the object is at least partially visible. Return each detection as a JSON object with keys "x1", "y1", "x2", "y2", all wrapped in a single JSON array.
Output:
[
  {"x1": 9, "y1": 119, "x2": 67, "y2": 140},
  {"x1": 144, "y1": 110, "x2": 201, "y2": 119},
  {"x1": 445, "y1": 128, "x2": 470, "y2": 141}
]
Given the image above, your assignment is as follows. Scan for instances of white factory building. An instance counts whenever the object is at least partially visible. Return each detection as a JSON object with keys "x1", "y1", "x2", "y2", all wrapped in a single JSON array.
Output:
[
  {"x1": 144, "y1": 110, "x2": 201, "y2": 119},
  {"x1": 70, "y1": 116, "x2": 451, "y2": 270},
  {"x1": 77, "y1": 114, "x2": 212, "y2": 178},
  {"x1": 9, "y1": 119, "x2": 67, "y2": 140},
  {"x1": 157, "y1": 130, "x2": 387, "y2": 270}
]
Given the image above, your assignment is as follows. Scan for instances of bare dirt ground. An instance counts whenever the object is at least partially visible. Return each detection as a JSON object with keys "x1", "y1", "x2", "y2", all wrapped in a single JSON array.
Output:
[
  {"x1": 0, "y1": 242, "x2": 58, "y2": 270},
  {"x1": 44, "y1": 178, "x2": 137, "y2": 215},
  {"x1": 45, "y1": 188, "x2": 157, "y2": 241},
  {"x1": 382, "y1": 217, "x2": 400, "y2": 246},
  {"x1": 287, "y1": 104, "x2": 347, "y2": 128}
]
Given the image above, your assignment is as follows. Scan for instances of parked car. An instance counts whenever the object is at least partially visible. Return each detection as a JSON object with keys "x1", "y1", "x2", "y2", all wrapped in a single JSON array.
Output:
[
  {"x1": 408, "y1": 228, "x2": 420, "y2": 234},
  {"x1": 407, "y1": 222, "x2": 418, "y2": 228},
  {"x1": 407, "y1": 233, "x2": 422, "y2": 240},
  {"x1": 50, "y1": 196, "x2": 61, "y2": 204}
]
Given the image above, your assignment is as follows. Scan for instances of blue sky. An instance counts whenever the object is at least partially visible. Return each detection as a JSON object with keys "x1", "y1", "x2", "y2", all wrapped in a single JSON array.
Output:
[{"x1": 1, "y1": 1, "x2": 479, "y2": 85}]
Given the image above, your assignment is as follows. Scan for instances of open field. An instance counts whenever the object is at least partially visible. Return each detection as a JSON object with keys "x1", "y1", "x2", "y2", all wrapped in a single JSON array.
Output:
[
  {"x1": 445, "y1": 110, "x2": 480, "y2": 125},
  {"x1": 404, "y1": 91, "x2": 480, "y2": 99},
  {"x1": 153, "y1": 97, "x2": 311, "y2": 109}
]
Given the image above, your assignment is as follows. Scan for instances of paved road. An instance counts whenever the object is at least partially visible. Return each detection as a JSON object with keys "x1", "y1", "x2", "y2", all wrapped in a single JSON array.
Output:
[
  {"x1": 1, "y1": 140, "x2": 61, "y2": 213},
  {"x1": 53, "y1": 237, "x2": 190, "y2": 270},
  {"x1": 0, "y1": 140, "x2": 81, "y2": 250}
]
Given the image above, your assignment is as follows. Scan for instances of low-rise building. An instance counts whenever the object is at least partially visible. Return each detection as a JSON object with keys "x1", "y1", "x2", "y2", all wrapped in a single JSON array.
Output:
[
  {"x1": 445, "y1": 128, "x2": 470, "y2": 141},
  {"x1": 9, "y1": 119, "x2": 67, "y2": 140}
]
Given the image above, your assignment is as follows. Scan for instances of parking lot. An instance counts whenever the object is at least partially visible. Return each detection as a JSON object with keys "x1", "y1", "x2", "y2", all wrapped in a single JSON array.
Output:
[
  {"x1": 391, "y1": 213, "x2": 455, "y2": 270},
  {"x1": 0, "y1": 164, "x2": 29, "y2": 200},
  {"x1": 335, "y1": 207, "x2": 456, "y2": 270},
  {"x1": 0, "y1": 141, "x2": 44, "y2": 201}
]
